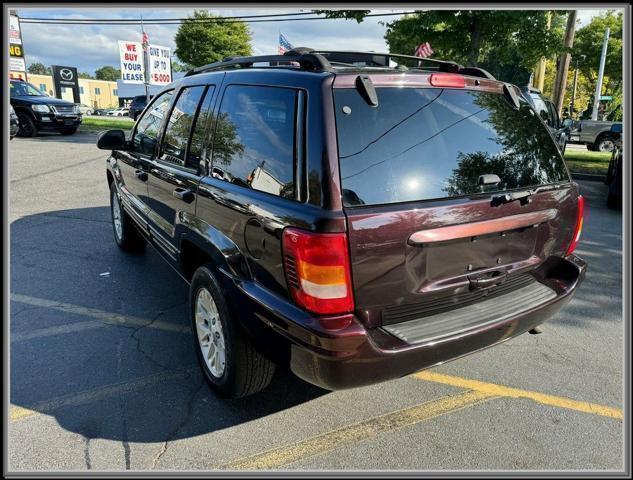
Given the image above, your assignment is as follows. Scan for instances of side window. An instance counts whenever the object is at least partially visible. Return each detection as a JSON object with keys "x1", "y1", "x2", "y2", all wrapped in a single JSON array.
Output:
[
  {"x1": 187, "y1": 86, "x2": 215, "y2": 170},
  {"x1": 160, "y1": 85, "x2": 208, "y2": 169},
  {"x1": 211, "y1": 85, "x2": 297, "y2": 200},
  {"x1": 132, "y1": 90, "x2": 174, "y2": 156}
]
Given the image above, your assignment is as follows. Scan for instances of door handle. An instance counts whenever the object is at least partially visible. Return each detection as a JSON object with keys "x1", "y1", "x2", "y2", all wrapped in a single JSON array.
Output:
[
  {"x1": 135, "y1": 170, "x2": 148, "y2": 181},
  {"x1": 173, "y1": 188, "x2": 194, "y2": 204},
  {"x1": 468, "y1": 271, "x2": 507, "y2": 290}
]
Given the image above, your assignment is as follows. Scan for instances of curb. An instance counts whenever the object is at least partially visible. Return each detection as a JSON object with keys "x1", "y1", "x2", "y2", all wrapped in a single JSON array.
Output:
[{"x1": 571, "y1": 172, "x2": 606, "y2": 183}]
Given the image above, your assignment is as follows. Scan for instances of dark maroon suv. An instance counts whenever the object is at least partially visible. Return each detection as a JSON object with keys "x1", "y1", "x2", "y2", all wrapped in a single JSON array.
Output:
[{"x1": 98, "y1": 50, "x2": 586, "y2": 398}]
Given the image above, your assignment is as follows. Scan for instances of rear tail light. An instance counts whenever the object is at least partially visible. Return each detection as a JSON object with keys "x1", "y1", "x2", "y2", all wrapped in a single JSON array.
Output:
[
  {"x1": 282, "y1": 228, "x2": 355, "y2": 316},
  {"x1": 565, "y1": 194, "x2": 585, "y2": 256},
  {"x1": 429, "y1": 73, "x2": 466, "y2": 88}
]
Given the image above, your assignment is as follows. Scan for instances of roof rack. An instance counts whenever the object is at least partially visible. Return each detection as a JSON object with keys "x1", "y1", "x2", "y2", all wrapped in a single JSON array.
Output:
[
  {"x1": 184, "y1": 52, "x2": 332, "y2": 77},
  {"x1": 314, "y1": 51, "x2": 496, "y2": 79},
  {"x1": 184, "y1": 48, "x2": 496, "y2": 80}
]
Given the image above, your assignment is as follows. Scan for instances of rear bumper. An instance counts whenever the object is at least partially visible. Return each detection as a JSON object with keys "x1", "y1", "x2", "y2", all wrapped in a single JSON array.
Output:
[{"x1": 233, "y1": 254, "x2": 586, "y2": 391}]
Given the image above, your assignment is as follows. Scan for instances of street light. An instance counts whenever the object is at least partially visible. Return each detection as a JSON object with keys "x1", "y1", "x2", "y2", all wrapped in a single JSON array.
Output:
[{"x1": 570, "y1": 54, "x2": 586, "y2": 120}]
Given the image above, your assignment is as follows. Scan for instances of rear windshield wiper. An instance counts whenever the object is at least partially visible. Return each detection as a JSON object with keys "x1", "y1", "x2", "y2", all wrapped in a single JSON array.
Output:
[
  {"x1": 491, "y1": 190, "x2": 533, "y2": 206},
  {"x1": 491, "y1": 184, "x2": 565, "y2": 207}
]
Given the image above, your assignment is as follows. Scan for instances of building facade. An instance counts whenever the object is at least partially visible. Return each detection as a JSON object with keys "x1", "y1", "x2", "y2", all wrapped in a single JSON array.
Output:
[{"x1": 27, "y1": 74, "x2": 119, "y2": 109}]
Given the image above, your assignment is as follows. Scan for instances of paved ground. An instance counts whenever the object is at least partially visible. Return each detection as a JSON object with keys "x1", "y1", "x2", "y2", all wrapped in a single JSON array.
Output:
[{"x1": 8, "y1": 132, "x2": 624, "y2": 472}]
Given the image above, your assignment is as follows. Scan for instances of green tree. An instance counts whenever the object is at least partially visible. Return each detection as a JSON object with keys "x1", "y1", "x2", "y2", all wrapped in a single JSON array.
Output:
[
  {"x1": 572, "y1": 11, "x2": 622, "y2": 85},
  {"x1": 27, "y1": 62, "x2": 51, "y2": 75},
  {"x1": 174, "y1": 10, "x2": 252, "y2": 67},
  {"x1": 95, "y1": 66, "x2": 121, "y2": 81},
  {"x1": 317, "y1": 10, "x2": 568, "y2": 84},
  {"x1": 313, "y1": 9, "x2": 370, "y2": 23},
  {"x1": 571, "y1": 10, "x2": 622, "y2": 120},
  {"x1": 78, "y1": 71, "x2": 94, "y2": 79}
]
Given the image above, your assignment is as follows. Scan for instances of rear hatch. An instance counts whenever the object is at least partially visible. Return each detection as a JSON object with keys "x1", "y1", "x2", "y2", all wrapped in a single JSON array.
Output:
[{"x1": 332, "y1": 74, "x2": 579, "y2": 328}]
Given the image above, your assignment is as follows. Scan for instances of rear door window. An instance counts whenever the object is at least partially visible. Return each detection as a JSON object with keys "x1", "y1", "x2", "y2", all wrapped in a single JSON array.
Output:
[
  {"x1": 334, "y1": 87, "x2": 569, "y2": 206},
  {"x1": 211, "y1": 85, "x2": 297, "y2": 200}
]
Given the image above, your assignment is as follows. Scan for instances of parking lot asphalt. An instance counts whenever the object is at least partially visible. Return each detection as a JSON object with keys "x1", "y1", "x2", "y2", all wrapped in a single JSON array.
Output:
[{"x1": 8, "y1": 132, "x2": 624, "y2": 472}]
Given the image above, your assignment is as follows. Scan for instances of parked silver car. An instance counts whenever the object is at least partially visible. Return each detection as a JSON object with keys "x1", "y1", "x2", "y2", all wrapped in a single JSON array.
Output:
[{"x1": 565, "y1": 119, "x2": 622, "y2": 152}]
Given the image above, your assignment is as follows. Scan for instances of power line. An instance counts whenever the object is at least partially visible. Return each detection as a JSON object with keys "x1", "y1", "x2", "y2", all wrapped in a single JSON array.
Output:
[
  {"x1": 19, "y1": 11, "x2": 318, "y2": 22},
  {"x1": 19, "y1": 11, "x2": 417, "y2": 25}
]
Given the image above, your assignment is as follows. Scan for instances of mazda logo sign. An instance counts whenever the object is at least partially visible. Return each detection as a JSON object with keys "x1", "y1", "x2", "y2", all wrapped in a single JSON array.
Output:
[{"x1": 60, "y1": 68, "x2": 74, "y2": 81}]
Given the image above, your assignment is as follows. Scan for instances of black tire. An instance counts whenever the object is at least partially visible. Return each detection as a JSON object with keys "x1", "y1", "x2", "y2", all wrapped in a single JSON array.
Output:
[
  {"x1": 190, "y1": 265, "x2": 275, "y2": 399},
  {"x1": 17, "y1": 113, "x2": 37, "y2": 137},
  {"x1": 60, "y1": 128, "x2": 77, "y2": 135},
  {"x1": 595, "y1": 136, "x2": 615, "y2": 153},
  {"x1": 109, "y1": 184, "x2": 146, "y2": 252}
]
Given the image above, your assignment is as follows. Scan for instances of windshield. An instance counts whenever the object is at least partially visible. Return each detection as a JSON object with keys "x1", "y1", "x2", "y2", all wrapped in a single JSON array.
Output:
[
  {"x1": 10, "y1": 81, "x2": 45, "y2": 97},
  {"x1": 334, "y1": 87, "x2": 569, "y2": 206}
]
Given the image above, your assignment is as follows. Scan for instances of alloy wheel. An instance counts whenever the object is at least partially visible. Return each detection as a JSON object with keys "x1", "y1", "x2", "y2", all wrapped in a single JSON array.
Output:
[{"x1": 195, "y1": 287, "x2": 226, "y2": 378}]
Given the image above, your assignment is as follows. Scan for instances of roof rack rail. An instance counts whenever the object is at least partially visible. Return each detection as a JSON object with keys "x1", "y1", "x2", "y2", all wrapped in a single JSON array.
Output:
[
  {"x1": 184, "y1": 48, "x2": 497, "y2": 81},
  {"x1": 312, "y1": 50, "x2": 497, "y2": 79},
  {"x1": 184, "y1": 52, "x2": 332, "y2": 77}
]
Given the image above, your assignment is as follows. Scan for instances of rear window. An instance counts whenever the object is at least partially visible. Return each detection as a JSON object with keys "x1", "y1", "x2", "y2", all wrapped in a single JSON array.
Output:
[{"x1": 334, "y1": 87, "x2": 569, "y2": 206}]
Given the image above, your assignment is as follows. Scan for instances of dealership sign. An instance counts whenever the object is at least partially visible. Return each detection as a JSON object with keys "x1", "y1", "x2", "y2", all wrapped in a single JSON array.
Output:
[
  {"x1": 119, "y1": 40, "x2": 145, "y2": 84},
  {"x1": 119, "y1": 40, "x2": 172, "y2": 85},
  {"x1": 52, "y1": 65, "x2": 81, "y2": 103},
  {"x1": 148, "y1": 45, "x2": 172, "y2": 85}
]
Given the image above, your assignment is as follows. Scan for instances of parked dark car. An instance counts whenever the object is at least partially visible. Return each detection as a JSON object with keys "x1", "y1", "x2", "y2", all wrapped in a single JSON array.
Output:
[
  {"x1": 605, "y1": 123, "x2": 622, "y2": 209},
  {"x1": 521, "y1": 86, "x2": 568, "y2": 153},
  {"x1": 98, "y1": 50, "x2": 586, "y2": 398},
  {"x1": 128, "y1": 94, "x2": 153, "y2": 121},
  {"x1": 93, "y1": 108, "x2": 111, "y2": 116},
  {"x1": 10, "y1": 79, "x2": 82, "y2": 136},
  {"x1": 10, "y1": 104, "x2": 20, "y2": 139}
]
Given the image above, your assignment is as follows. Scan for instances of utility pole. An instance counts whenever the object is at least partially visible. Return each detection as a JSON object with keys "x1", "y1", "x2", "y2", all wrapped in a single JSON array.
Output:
[
  {"x1": 591, "y1": 27, "x2": 610, "y2": 121},
  {"x1": 141, "y1": 13, "x2": 150, "y2": 103},
  {"x1": 552, "y1": 10, "x2": 577, "y2": 117},
  {"x1": 569, "y1": 54, "x2": 586, "y2": 119},
  {"x1": 534, "y1": 11, "x2": 552, "y2": 91}
]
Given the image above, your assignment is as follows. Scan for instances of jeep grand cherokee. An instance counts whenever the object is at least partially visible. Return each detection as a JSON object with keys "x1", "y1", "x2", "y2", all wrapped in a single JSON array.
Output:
[{"x1": 98, "y1": 49, "x2": 586, "y2": 398}]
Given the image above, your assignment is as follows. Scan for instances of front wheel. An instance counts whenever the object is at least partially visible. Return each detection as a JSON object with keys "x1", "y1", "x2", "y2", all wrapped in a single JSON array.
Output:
[
  {"x1": 110, "y1": 184, "x2": 146, "y2": 252},
  {"x1": 190, "y1": 265, "x2": 275, "y2": 399},
  {"x1": 596, "y1": 137, "x2": 615, "y2": 153},
  {"x1": 17, "y1": 113, "x2": 37, "y2": 137}
]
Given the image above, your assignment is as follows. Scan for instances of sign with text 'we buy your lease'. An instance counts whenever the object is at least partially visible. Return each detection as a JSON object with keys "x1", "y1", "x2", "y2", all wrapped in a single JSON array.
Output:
[{"x1": 118, "y1": 40, "x2": 145, "y2": 84}]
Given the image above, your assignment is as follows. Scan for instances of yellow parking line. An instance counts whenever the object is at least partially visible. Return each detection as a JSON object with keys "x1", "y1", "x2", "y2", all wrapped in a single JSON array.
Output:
[
  {"x1": 221, "y1": 389, "x2": 496, "y2": 470},
  {"x1": 9, "y1": 406, "x2": 38, "y2": 422},
  {"x1": 413, "y1": 371, "x2": 623, "y2": 420}
]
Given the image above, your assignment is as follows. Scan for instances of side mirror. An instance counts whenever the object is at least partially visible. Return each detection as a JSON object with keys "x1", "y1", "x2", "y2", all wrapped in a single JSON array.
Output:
[{"x1": 97, "y1": 129, "x2": 128, "y2": 150}]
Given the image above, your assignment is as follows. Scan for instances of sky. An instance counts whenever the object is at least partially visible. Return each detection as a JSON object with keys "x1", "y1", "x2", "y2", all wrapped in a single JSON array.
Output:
[{"x1": 14, "y1": 7, "x2": 611, "y2": 76}]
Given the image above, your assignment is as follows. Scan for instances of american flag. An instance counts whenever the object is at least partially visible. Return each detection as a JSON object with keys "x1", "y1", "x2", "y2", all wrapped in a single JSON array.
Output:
[
  {"x1": 278, "y1": 32, "x2": 293, "y2": 55},
  {"x1": 415, "y1": 42, "x2": 434, "y2": 58},
  {"x1": 142, "y1": 31, "x2": 149, "y2": 47}
]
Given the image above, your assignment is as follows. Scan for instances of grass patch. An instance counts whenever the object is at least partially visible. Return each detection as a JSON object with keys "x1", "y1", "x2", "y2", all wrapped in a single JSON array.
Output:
[
  {"x1": 79, "y1": 116, "x2": 134, "y2": 133},
  {"x1": 564, "y1": 150, "x2": 611, "y2": 175}
]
